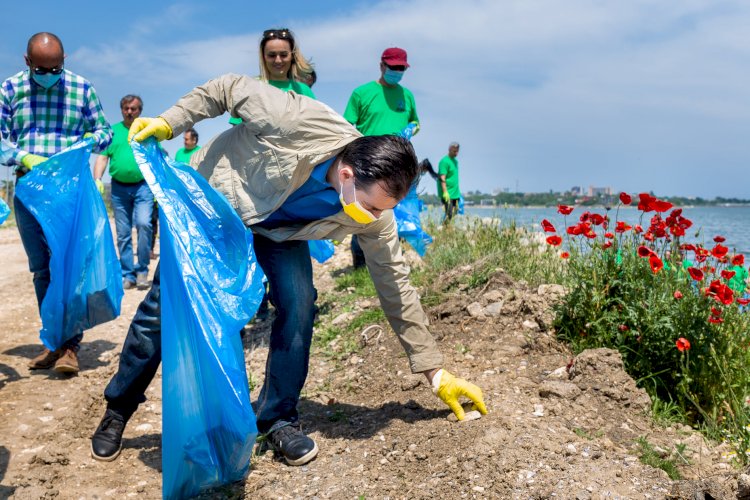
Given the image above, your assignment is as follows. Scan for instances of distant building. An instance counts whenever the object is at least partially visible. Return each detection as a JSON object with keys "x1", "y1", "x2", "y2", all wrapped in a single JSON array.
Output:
[
  {"x1": 570, "y1": 186, "x2": 583, "y2": 195},
  {"x1": 588, "y1": 185, "x2": 612, "y2": 197}
]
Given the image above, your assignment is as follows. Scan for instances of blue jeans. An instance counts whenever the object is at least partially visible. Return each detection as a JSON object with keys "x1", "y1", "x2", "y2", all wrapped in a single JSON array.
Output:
[
  {"x1": 103, "y1": 235, "x2": 317, "y2": 433},
  {"x1": 14, "y1": 196, "x2": 81, "y2": 349},
  {"x1": 111, "y1": 179, "x2": 153, "y2": 282}
]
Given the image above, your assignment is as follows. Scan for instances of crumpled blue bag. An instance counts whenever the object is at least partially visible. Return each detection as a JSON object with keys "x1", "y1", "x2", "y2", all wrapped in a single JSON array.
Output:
[
  {"x1": 14, "y1": 139, "x2": 122, "y2": 350},
  {"x1": 308, "y1": 239, "x2": 335, "y2": 263},
  {"x1": 132, "y1": 138, "x2": 264, "y2": 500},
  {"x1": 392, "y1": 125, "x2": 432, "y2": 256},
  {"x1": 0, "y1": 198, "x2": 9, "y2": 225}
]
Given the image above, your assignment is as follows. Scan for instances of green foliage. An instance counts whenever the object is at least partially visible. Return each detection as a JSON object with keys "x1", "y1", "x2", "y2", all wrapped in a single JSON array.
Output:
[
  {"x1": 550, "y1": 201, "x2": 750, "y2": 462},
  {"x1": 636, "y1": 437, "x2": 683, "y2": 480},
  {"x1": 334, "y1": 266, "x2": 377, "y2": 297}
]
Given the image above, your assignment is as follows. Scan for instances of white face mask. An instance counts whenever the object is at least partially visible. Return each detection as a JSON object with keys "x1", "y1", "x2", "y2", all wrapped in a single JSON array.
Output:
[{"x1": 339, "y1": 180, "x2": 377, "y2": 224}]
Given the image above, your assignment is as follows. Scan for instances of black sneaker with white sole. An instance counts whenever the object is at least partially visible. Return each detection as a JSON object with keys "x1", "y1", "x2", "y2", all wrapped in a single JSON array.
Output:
[{"x1": 267, "y1": 422, "x2": 318, "y2": 466}]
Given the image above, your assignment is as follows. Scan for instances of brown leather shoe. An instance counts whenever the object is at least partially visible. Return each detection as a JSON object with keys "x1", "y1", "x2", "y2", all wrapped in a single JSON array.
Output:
[
  {"x1": 54, "y1": 348, "x2": 79, "y2": 374},
  {"x1": 28, "y1": 348, "x2": 62, "y2": 370}
]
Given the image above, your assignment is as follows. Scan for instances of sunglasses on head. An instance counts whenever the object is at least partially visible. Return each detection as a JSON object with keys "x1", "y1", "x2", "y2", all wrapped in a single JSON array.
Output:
[{"x1": 263, "y1": 28, "x2": 292, "y2": 40}]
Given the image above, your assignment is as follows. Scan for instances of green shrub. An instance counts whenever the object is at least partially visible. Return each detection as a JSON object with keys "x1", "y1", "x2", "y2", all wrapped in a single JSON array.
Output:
[{"x1": 548, "y1": 195, "x2": 750, "y2": 461}]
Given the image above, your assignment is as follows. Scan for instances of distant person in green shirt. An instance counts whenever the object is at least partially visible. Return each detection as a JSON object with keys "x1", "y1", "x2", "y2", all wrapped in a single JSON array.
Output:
[
  {"x1": 438, "y1": 142, "x2": 461, "y2": 221},
  {"x1": 174, "y1": 128, "x2": 200, "y2": 163},
  {"x1": 93, "y1": 95, "x2": 153, "y2": 290},
  {"x1": 343, "y1": 47, "x2": 420, "y2": 268},
  {"x1": 229, "y1": 28, "x2": 315, "y2": 126}
]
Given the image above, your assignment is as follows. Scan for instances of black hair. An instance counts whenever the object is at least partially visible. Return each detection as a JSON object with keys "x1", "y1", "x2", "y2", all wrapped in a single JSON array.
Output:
[
  {"x1": 120, "y1": 94, "x2": 143, "y2": 110},
  {"x1": 27, "y1": 32, "x2": 64, "y2": 57},
  {"x1": 419, "y1": 158, "x2": 439, "y2": 180},
  {"x1": 339, "y1": 135, "x2": 419, "y2": 200},
  {"x1": 185, "y1": 128, "x2": 199, "y2": 143}
]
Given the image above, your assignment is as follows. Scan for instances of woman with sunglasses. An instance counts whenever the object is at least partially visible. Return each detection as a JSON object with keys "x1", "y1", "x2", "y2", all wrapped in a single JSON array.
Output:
[{"x1": 229, "y1": 28, "x2": 315, "y2": 127}]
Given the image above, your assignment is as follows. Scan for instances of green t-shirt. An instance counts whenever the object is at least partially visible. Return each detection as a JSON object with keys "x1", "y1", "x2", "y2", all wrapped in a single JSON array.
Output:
[
  {"x1": 728, "y1": 264, "x2": 748, "y2": 293},
  {"x1": 437, "y1": 155, "x2": 460, "y2": 199},
  {"x1": 343, "y1": 81, "x2": 419, "y2": 136},
  {"x1": 102, "y1": 121, "x2": 142, "y2": 183},
  {"x1": 229, "y1": 79, "x2": 316, "y2": 125},
  {"x1": 175, "y1": 145, "x2": 201, "y2": 164}
]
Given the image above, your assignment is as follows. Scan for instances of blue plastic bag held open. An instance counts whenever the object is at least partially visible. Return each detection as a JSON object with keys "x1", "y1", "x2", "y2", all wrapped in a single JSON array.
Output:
[
  {"x1": 392, "y1": 125, "x2": 433, "y2": 256},
  {"x1": 14, "y1": 139, "x2": 123, "y2": 350},
  {"x1": 132, "y1": 139, "x2": 264, "y2": 500}
]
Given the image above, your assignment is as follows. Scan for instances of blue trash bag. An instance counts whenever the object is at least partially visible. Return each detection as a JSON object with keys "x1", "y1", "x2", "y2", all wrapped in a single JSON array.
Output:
[
  {"x1": 0, "y1": 198, "x2": 9, "y2": 225},
  {"x1": 392, "y1": 125, "x2": 432, "y2": 256},
  {"x1": 458, "y1": 195, "x2": 465, "y2": 215},
  {"x1": 14, "y1": 139, "x2": 123, "y2": 350},
  {"x1": 309, "y1": 239, "x2": 335, "y2": 263},
  {"x1": 131, "y1": 138, "x2": 264, "y2": 500},
  {"x1": 393, "y1": 182, "x2": 433, "y2": 256}
]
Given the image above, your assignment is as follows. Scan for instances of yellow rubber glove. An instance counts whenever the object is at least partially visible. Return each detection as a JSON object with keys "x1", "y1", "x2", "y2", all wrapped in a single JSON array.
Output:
[
  {"x1": 409, "y1": 121, "x2": 420, "y2": 136},
  {"x1": 95, "y1": 179, "x2": 105, "y2": 197},
  {"x1": 21, "y1": 153, "x2": 47, "y2": 171},
  {"x1": 433, "y1": 369, "x2": 488, "y2": 421},
  {"x1": 128, "y1": 117, "x2": 173, "y2": 143},
  {"x1": 441, "y1": 191, "x2": 450, "y2": 203},
  {"x1": 83, "y1": 132, "x2": 94, "y2": 139}
]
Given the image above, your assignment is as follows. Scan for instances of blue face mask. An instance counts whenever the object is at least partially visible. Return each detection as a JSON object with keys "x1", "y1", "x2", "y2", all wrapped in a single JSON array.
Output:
[
  {"x1": 383, "y1": 68, "x2": 404, "y2": 85},
  {"x1": 32, "y1": 72, "x2": 62, "y2": 89}
]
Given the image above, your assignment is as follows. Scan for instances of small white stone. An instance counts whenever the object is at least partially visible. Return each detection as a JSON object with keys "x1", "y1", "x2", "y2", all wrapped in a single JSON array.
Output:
[
  {"x1": 42, "y1": 402, "x2": 53, "y2": 411},
  {"x1": 472, "y1": 486, "x2": 485, "y2": 493},
  {"x1": 447, "y1": 410, "x2": 482, "y2": 422},
  {"x1": 548, "y1": 367, "x2": 568, "y2": 379},
  {"x1": 135, "y1": 423, "x2": 153, "y2": 432},
  {"x1": 466, "y1": 302, "x2": 485, "y2": 318},
  {"x1": 532, "y1": 404, "x2": 544, "y2": 417},
  {"x1": 38, "y1": 415, "x2": 54, "y2": 423},
  {"x1": 522, "y1": 320, "x2": 540, "y2": 331},
  {"x1": 566, "y1": 444, "x2": 577, "y2": 454}
]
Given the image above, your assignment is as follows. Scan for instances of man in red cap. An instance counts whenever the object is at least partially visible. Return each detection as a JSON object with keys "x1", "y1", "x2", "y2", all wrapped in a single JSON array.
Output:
[{"x1": 343, "y1": 47, "x2": 420, "y2": 269}]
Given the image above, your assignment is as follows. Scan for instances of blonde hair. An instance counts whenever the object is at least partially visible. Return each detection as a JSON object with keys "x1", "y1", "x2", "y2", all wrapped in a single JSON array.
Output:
[{"x1": 258, "y1": 28, "x2": 314, "y2": 82}]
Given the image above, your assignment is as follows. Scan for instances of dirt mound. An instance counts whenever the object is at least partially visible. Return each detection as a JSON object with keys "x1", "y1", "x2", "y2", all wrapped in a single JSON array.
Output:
[{"x1": 0, "y1": 236, "x2": 743, "y2": 498}]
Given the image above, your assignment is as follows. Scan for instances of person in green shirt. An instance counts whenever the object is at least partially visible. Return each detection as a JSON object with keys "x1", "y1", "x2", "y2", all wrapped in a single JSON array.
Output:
[
  {"x1": 229, "y1": 28, "x2": 315, "y2": 126},
  {"x1": 93, "y1": 95, "x2": 153, "y2": 290},
  {"x1": 343, "y1": 47, "x2": 420, "y2": 268},
  {"x1": 174, "y1": 128, "x2": 200, "y2": 163},
  {"x1": 437, "y1": 142, "x2": 461, "y2": 221}
]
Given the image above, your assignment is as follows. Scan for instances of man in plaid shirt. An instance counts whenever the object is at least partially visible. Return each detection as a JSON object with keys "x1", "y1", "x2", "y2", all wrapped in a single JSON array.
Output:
[{"x1": 1, "y1": 32, "x2": 112, "y2": 374}]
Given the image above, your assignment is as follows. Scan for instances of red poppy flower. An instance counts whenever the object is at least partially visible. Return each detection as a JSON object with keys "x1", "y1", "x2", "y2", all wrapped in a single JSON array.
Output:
[
  {"x1": 541, "y1": 219, "x2": 556, "y2": 233},
  {"x1": 737, "y1": 298, "x2": 750, "y2": 306},
  {"x1": 561, "y1": 252, "x2": 570, "y2": 259},
  {"x1": 732, "y1": 254, "x2": 745, "y2": 266},
  {"x1": 714, "y1": 236, "x2": 726, "y2": 243},
  {"x1": 680, "y1": 244, "x2": 697, "y2": 252},
  {"x1": 706, "y1": 281, "x2": 734, "y2": 305},
  {"x1": 557, "y1": 205, "x2": 574, "y2": 215},
  {"x1": 676, "y1": 337, "x2": 691, "y2": 352},
  {"x1": 637, "y1": 193, "x2": 656, "y2": 212},
  {"x1": 721, "y1": 270, "x2": 736, "y2": 280},
  {"x1": 619, "y1": 192, "x2": 632, "y2": 205},
  {"x1": 709, "y1": 316, "x2": 724, "y2": 324},
  {"x1": 643, "y1": 232, "x2": 655, "y2": 242},
  {"x1": 669, "y1": 226, "x2": 685, "y2": 237},
  {"x1": 615, "y1": 221, "x2": 632, "y2": 233},
  {"x1": 711, "y1": 244, "x2": 729, "y2": 259},
  {"x1": 604, "y1": 232, "x2": 614, "y2": 239},
  {"x1": 602, "y1": 241, "x2": 612, "y2": 249},
  {"x1": 651, "y1": 200, "x2": 674, "y2": 212},
  {"x1": 583, "y1": 229, "x2": 597, "y2": 240},
  {"x1": 634, "y1": 225, "x2": 643, "y2": 233},
  {"x1": 589, "y1": 213, "x2": 605, "y2": 226},
  {"x1": 546, "y1": 235, "x2": 562, "y2": 246},
  {"x1": 673, "y1": 290, "x2": 683, "y2": 300},
  {"x1": 711, "y1": 306, "x2": 723, "y2": 316},
  {"x1": 649, "y1": 254, "x2": 663, "y2": 274},
  {"x1": 695, "y1": 254, "x2": 707, "y2": 263},
  {"x1": 566, "y1": 225, "x2": 581, "y2": 236},
  {"x1": 687, "y1": 267, "x2": 704, "y2": 281},
  {"x1": 637, "y1": 246, "x2": 654, "y2": 258},
  {"x1": 618, "y1": 324, "x2": 629, "y2": 331}
]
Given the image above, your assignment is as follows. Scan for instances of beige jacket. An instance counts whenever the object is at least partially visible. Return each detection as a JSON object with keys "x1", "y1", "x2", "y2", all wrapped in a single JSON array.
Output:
[{"x1": 160, "y1": 74, "x2": 443, "y2": 373}]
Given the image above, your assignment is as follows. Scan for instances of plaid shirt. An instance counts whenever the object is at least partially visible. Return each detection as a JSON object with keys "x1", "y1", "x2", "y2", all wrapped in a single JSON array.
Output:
[{"x1": 0, "y1": 69, "x2": 112, "y2": 167}]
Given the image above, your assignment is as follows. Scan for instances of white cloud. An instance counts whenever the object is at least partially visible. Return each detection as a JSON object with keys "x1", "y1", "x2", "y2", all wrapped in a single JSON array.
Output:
[{"x1": 65, "y1": 0, "x2": 750, "y2": 197}]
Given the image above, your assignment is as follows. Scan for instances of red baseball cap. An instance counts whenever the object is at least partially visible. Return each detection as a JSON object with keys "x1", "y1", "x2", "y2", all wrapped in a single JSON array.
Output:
[{"x1": 381, "y1": 47, "x2": 409, "y2": 68}]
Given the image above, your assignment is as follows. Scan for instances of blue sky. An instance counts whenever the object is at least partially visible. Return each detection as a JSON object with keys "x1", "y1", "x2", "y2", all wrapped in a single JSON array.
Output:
[{"x1": 2, "y1": 0, "x2": 749, "y2": 198}]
